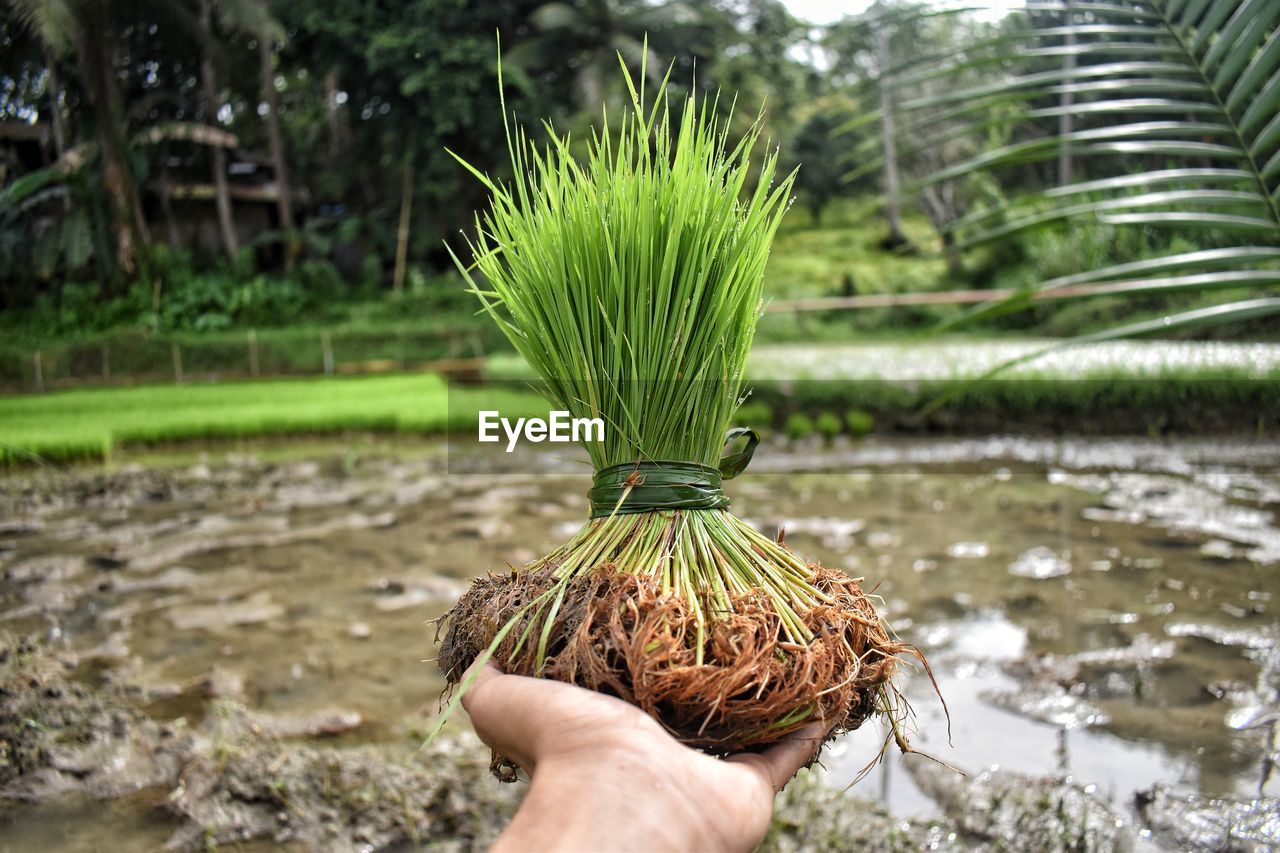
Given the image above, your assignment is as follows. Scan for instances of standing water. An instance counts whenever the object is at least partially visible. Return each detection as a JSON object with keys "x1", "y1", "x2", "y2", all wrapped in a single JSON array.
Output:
[{"x1": 0, "y1": 435, "x2": 1276, "y2": 849}]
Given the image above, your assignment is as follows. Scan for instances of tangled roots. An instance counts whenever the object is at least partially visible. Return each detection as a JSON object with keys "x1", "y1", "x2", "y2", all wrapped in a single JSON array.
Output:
[{"x1": 438, "y1": 565, "x2": 914, "y2": 755}]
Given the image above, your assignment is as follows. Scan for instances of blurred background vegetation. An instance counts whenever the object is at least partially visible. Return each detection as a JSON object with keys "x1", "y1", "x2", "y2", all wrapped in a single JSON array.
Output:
[{"x1": 1, "y1": 0, "x2": 1277, "y2": 393}]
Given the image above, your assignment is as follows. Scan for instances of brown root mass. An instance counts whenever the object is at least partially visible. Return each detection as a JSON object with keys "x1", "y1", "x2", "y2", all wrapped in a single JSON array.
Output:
[{"x1": 438, "y1": 564, "x2": 912, "y2": 755}]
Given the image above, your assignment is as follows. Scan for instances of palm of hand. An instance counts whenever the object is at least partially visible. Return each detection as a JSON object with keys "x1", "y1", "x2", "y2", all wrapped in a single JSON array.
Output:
[{"x1": 462, "y1": 663, "x2": 831, "y2": 852}]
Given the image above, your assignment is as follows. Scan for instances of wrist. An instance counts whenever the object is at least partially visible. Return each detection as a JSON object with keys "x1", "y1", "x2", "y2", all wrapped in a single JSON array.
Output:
[{"x1": 494, "y1": 747, "x2": 720, "y2": 852}]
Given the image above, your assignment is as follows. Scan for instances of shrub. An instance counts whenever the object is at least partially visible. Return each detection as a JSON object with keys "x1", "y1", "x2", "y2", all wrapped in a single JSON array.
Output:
[
  {"x1": 785, "y1": 412, "x2": 815, "y2": 441},
  {"x1": 733, "y1": 401, "x2": 773, "y2": 429},
  {"x1": 816, "y1": 411, "x2": 842, "y2": 443},
  {"x1": 846, "y1": 409, "x2": 875, "y2": 437}
]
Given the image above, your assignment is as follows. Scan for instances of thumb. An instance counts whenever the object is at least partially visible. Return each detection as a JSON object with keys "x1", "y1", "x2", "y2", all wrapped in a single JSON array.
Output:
[
  {"x1": 459, "y1": 660, "x2": 545, "y2": 771},
  {"x1": 725, "y1": 719, "x2": 834, "y2": 793}
]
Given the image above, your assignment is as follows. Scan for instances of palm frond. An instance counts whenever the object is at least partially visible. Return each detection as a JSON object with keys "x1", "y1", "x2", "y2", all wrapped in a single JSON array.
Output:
[
  {"x1": 8, "y1": 0, "x2": 78, "y2": 54},
  {"x1": 880, "y1": 0, "x2": 1280, "y2": 335},
  {"x1": 214, "y1": 0, "x2": 285, "y2": 43}
]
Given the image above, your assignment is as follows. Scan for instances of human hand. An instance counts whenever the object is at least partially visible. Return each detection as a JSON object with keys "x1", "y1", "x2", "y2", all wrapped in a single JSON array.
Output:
[{"x1": 461, "y1": 661, "x2": 834, "y2": 852}]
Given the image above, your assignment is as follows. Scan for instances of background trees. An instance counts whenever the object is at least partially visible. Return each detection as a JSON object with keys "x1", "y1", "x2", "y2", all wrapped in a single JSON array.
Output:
[
  {"x1": 1, "y1": 0, "x2": 1274, "y2": 343},
  {"x1": 1, "y1": 0, "x2": 813, "y2": 306},
  {"x1": 887, "y1": 0, "x2": 1280, "y2": 337}
]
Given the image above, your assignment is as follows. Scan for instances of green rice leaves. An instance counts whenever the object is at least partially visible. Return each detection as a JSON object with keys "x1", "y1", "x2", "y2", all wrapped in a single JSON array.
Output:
[
  {"x1": 431, "y1": 57, "x2": 914, "y2": 756},
  {"x1": 448, "y1": 57, "x2": 795, "y2": 470}
]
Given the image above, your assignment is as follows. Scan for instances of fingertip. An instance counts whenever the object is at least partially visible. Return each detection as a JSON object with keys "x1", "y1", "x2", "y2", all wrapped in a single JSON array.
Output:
[
  {"x1": 742, "y1": 720, "x2": 832, "y2": 792},
  {"x1": 455, "y1": 660, "x2": 544, "y2": 772}
]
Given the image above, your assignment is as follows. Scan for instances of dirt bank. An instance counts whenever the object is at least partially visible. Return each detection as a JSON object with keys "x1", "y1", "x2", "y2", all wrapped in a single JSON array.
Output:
[
  {"x1": 6, "y1": 636, "x2": 1273, "y2": 850},
  {"x1": 0, "y1": 636, "x2": 518, "y2": 849}
]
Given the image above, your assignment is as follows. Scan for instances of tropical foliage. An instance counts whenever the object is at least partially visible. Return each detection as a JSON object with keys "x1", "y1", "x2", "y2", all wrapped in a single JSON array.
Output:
[
  {"x1": 0, "y1": 1, "x2": 826, "y2": 314},
  {"x1": 2, "y1": 0, "x2": 1276, "y2": 349},
  {"x1": 870, "y1": 0, "x2": 1280, "y2": 338}
]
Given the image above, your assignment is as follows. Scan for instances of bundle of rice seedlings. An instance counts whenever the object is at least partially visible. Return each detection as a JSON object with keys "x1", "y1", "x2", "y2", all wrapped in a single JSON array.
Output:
[{"x1": 436, "y1": 59, "x2": 932, "y2": 769}]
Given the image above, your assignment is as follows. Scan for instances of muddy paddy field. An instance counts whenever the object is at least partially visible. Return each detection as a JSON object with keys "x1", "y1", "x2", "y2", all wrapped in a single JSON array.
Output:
[{"x1": 1, "y1": 435, "x2": 1277, "y2": 850}]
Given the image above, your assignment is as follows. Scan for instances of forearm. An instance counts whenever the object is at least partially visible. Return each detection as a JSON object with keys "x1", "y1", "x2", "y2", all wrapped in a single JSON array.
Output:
[{"x1": 491, "y1": 753, "x2": 725, "y2": 853}]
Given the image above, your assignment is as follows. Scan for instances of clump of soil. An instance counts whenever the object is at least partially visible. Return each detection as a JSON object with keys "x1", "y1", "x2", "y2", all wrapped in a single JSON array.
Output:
[
  {"x1": 0, "y1": 636, "x2": 191, "y2": 800},
  {"x1": 165, "y1": 731, "x2": 520, "y2": 850},
  {"x1": 438, "y1": 564, "x2": 914, "y2": 755},
  {"x1": 0, "y1": 635, "x2": 519, "y2": 849}
]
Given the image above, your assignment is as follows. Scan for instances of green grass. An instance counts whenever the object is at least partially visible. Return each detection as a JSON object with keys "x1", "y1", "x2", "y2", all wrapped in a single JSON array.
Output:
[
  {"x1": 0, "y1": 374, "x2": 543, "y2": 465},
  {"x1": 753, "y1": 199, "x2": 992, "y2": 339},
  {"x1": 4, "y1": 335, "x2": 1275, "y2": 469},
  {"x1": 763, "y1": 200, "x2": 949, "y2": 300}
]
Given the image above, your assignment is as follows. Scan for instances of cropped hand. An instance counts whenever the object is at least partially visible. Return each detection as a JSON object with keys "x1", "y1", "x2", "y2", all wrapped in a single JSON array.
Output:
[{"x1": 461, "y1": 661, "x2": 833, "y2": 852}]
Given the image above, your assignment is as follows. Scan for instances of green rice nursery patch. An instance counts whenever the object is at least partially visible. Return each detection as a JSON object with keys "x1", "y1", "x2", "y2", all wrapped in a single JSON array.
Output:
[{"x1": 0, "y1": 375, "x2": 542, "y2": 465}]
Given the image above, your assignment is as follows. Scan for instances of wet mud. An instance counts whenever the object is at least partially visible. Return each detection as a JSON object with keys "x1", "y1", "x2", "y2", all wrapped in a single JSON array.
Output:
[{"x1": 1, "y1": 436, "x2": 1277, "y2": 849}]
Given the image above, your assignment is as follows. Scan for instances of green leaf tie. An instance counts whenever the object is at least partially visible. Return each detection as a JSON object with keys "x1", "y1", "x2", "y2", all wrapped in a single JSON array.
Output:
[{"x1": 587, "y1": 428, "x2": 759, "y2": 518}]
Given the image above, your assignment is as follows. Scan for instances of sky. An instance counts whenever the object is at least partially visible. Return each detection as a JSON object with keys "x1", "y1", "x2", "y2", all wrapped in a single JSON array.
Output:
[
  {"x1": 780, "y1": 0, "x2": 1025, "y2": 25},
  {"x1": 781, "y1": 0, "x2": 879, "y2": 24}
]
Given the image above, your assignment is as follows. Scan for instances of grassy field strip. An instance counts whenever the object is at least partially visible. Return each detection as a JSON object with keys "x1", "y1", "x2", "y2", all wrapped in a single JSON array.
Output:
[
  {"x1": 5, "y1": 338, "x2": 1278, "y2": 465},
  {"x1": 484, "y1": 339, "x2": 1280, "y2": 436},
  {"x1": 745, "y1": 340, "x2": 1280, "y2": 381},
  {"x1": 0, "y1": 374, "x2": 543, "y2": 465},
  {"x1": 486, "y1": 339, "x2": 1280, "y2": 382}
]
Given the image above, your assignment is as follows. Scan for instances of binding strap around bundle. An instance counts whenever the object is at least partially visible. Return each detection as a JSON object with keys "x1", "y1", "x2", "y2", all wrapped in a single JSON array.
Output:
[{"x1": 588, "y1": 428, "x2": 759, "y2": 518}]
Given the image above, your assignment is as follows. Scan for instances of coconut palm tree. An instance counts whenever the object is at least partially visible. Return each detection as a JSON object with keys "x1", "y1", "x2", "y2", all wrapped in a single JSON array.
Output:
[
  {"x1": 255, "y1": 0, "x2": 296, "y2": 270},
  {"x1": 825, "y1": 3, "x2": 970, "y2": 248},
  {"x1": 10, "y1": 0, "x2": 149, "y2": 277},
  {"x1": 195, "y1": 0, "x2": 288, "y2": 265},
  {"x1": 9, "y1": 0, "x2": 287, "y2": 276},
  {"x1": 199, "y1": 0, "x2": 238, "y2": 262},
  {"x1": 503, "y1": 0, "x2": 703, "y2": 110},
  {"x1": 886, "y1": 0, "x2": 1280, "y2": 341}
]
